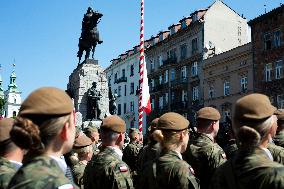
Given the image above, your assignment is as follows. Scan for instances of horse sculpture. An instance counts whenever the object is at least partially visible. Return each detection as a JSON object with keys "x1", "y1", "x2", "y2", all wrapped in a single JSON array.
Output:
[{"x1": 77, "y1": 7, "x2": 103, "y2": 63}]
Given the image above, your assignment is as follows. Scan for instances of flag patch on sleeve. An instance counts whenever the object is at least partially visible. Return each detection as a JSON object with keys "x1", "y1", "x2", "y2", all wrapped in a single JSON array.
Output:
[{"x1": 119, "y1": 165, "x2": 128, "y2": 172}]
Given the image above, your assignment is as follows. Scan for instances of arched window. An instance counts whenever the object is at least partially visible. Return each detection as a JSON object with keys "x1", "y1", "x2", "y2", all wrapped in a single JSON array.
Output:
[{"x1": 13, "y1": 111, "x2": 17, "y2": 117}]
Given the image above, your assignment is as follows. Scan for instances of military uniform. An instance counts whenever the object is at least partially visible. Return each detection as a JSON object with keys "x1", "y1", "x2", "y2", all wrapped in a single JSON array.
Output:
[
  {"x1": 138, "y1": 150, "x2": 199, "y2": 189},
  {"x1": 73, "y1": 161, "x2": 87, "y2": 188},
  {"x1": 183, "y1": 132, "x2": 226, "y2": 189},
  {"x1": 84, "y1": 147, "x2": 134, "y2": 189},
  {"x1": 210, "y1": 148, "x2": 284, "y2": 189},
  {"x1": 224, "y1": 139, "x2": 238, "y2": 159},
  {"x1": 123, "y1": 141, "x2": 141, "y2": 173},
  {"x1": 274, "y1": 131, "x2": 284, "y2": 148},
  {"x1": 138, "y1": 142, "x2": 161, "y2": 171},
  {"x1": 267, "y1": 143, "x2": 284, "y2": 165},
  {"x1": 0, "y1": 157, "x2": 18, "y2": 189},
  {"x1": 8, "y1": 155, "x2": 78, "y2": 189}
]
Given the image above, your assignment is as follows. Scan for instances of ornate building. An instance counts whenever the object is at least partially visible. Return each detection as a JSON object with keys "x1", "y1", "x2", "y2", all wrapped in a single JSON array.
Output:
[{"x1": 248, "y1": 4, "x2": 284, "y2": 108}]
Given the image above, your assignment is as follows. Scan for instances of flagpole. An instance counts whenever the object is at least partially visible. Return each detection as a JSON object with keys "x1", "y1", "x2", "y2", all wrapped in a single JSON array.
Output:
[{"x1": 138, "y1": 0, "x2": 145, "y2": 134}]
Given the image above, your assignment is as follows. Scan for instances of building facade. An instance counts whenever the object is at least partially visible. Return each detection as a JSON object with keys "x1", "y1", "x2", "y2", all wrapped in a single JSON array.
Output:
[
  {"x1": 146, "y1": 0, "x2": 250, "y2": 124},
  {"x1": 105, "y1": 46, "x2": 147, "y2": 132},
  {"x1": 203, "y1": 43, "x2": 253, "y2": 121},
  {"x1": 249, "y1": 5, "x2": 284, "y2": 108}
]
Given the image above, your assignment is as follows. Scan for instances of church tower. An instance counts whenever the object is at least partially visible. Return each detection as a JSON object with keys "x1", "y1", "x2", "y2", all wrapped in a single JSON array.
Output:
[{"x1": 4, "y1": 65, "x2": 22, "y2": 118}]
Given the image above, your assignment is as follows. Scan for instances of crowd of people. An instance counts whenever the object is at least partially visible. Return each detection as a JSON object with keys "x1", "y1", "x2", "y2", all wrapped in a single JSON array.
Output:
[{"x1": 1, "y1": 87, "x2": 284, "y2": 189}]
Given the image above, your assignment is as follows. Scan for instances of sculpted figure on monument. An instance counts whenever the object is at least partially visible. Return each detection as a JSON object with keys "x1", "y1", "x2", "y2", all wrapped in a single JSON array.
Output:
[
  {"x1": 108, "y1": 88, "x2": 117, "y2": 115},
  {"x1": 87, "y1": 82, "x2": 102, "y2": 120},
  {"x1": 77, "y1": 7, "x2": 103, "y2": 63}
]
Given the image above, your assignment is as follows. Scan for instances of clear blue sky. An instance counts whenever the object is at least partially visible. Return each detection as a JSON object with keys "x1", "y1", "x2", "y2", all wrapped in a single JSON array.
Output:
[{"x1": 0, "y1": 0, "x2": 283, "y2": 100}]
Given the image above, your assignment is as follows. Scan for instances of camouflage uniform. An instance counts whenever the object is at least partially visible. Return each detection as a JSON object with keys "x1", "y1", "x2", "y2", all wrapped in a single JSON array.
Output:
[
  {"x1": 183, "y1": 132, "x2": 226, "y2": 189},
  {"x1": 123, "y1": 141, "x2": 141, "y2": 173},
  {"x1": 224, "y1": 139, "x2": 238, "y2": 159},
  {"x1": 84, "y1": 147, "x2": 134, "y2": 189},
  {"x1": 138, "y1": 142, "x2": 161, "y2": 171},
  {"x1": 210, "y1": 148, "x2": 284, "y2": 189},
  {"x1": 138, "y1": 150, "x2": 199, "y2": 189},
  {"x1": 0, "y1": 157, "x2": 17, "y2": 189},
  {"x1": 274, "y1": 131, "x2": 284, "y2": 148},
  {"x1": 72, "y1": 161, "x2": 87, "y2": 188},
  {"x1": 92, "y1": 143, "x2": 100, "y2": 155},
  {"x1": 267, "y1": 143, "x2": 284, "y2": 165},
  {"x1": 8, "y1": 155, "x2": 78, "y2": 189}
]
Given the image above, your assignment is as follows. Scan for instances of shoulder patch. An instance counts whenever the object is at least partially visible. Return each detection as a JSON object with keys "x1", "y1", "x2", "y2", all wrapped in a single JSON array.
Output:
[
  {"x1": 119, "y1": 165, "x2": 128, "y2": 172},
  {"x1": 58, "y1": 184, "x2": 74, "y2": 189},
  {"x1": 189, "y1": 167, "x2": 195, "y2": 175},
  {"x1": 221, "y1": 153, "x2": 226, "y2": 159}
]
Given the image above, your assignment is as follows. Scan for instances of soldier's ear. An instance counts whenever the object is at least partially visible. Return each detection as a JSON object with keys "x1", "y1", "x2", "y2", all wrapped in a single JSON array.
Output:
[{"x1": 60, "y1": 122, "x2": 69, "y2": 141}]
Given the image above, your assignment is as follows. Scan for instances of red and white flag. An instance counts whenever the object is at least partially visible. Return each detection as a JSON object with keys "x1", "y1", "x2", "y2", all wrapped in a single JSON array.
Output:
[{"x1": 141, "y1": 58, "x2": 151, "y2": 115}]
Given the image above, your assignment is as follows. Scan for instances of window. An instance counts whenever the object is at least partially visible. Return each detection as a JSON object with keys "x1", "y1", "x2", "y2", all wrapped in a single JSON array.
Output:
[
  {"x1": 164, "y1": 70, "x2": 169, "y2": 83},
  {"x1": 14, "y1": 98, "x2": 17, "y2": 104},
  {"x1": 123, "y1": 103, "x2": 127, "y2": 114},
  {"x1": 118, "y1": 86, "x2": 121, "y2": 97},
  {"x1": 130, "y1": 65, "x2": 134, "y2": 76},
  {"x1": 108, "y1": 76, "x2": 111, "y2": 85},
  {"x1": 151, "y1": 98, "x2": 155, "y2": 109},
  {"x1": 13, "y1": 111, "x2": 17, "y2": 117},
  {"x1": 192, "y1": 86, "x2": 199, "y2": 101},
  {"x1": 150, "y1": 79, "x2": 155, "y2": 90},
  {"x1": 224, "y1": 81, "x2": 230, "y2": 96},
  {"x1": 114, "y1": 89, "x2": 117, "y2": 95},
  {"x1": 114, "y1": 73, "x2": 118, "y2": 83},
  {"x1": 192, "y1": 38, "x2": 198, "y2": 54},
  {"x1": 170, "y1": 69, "x2": 175, "y2": 81},
  {"x1": 192, "y1": 13, "x2": 198, "y2": 22},
  {"x1": 264, "y1": 33, "x2": 272, "y2": 50},
  {"x1": 274, "y1": 30, "x2": 281, "y2": 48},
  {"x1": 209, "y1": 85, "x2": 214, "y2": 99},
  {"x1": 240, "y1": 76, "x2": 248, "y2": 92},
  {"x1": 130, "y1": 101, "x2": 134, "y2": 111},
  {"x1": 117, "y1": 104, "x2": 121, "y2": 115},
  {"x1": 180, "y1": 44, "x2": 187, "y2": 60},
  {"x1": 159, "y1": 55, "x2": 163, "y2": 67},
  {"x1": 171, "y1": 91, "x2": 175, "y2": 101},
  {"x1": 182, "y1": 90, "x2": 188, "y2": 102},
  {"x1": 265, "y1": 63, "x2": 272, "y2": 81},
  {"x1": 165, "y1": 93, "x2": 169, "y2": 104},
  {"x1": 192, "y1": 62, "x2": 198, "y2": 77},
  {"x1": 238, "y1": 26, "x2": 242, "y2": 36},
  {"x1": 159, "y1": 96, "x2": 163, "y2": 108},
  {"x1": 159, "y1": 34, "x2": 164, "y2": 41},
  {"x1": 277, "y1": 95, "x2": 284, "y2": 108},
  {"x1": 124, "y1": 85, "x2": 127, "y2": 96},
  {"x1": 130, "y1": 83, "x2": 134, "y2": 94},
  {"x1": 181, "y1": 20, "x2": 187, "y2": 29},
  {"x1": 276, "y1": 60, "x2": 283, "y2": 79},
  {"x1": 130, "y1": 120, "x2": 135, "y2": 128},
  {"x1": 122, "y1": 69, "x2": 125, "y2": 77},
  {"x1": 159, "y1": 75, "x2": 163, "y2": 85},
  {"x1": 181, "y1": 66, "x2": 187, "y2": 78},
  {"x1": 150, "y1": 60, "x2": 154, "y2": 71}
]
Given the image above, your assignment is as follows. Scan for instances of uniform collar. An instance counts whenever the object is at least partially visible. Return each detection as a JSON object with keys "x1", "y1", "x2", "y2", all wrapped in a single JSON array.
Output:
[
  {"x1": 107, "y1": 146, "x2": 123, "y2": 160},
  {"x1": 260, "y1": 147, "x2": 274, "y2": 161},
  {"x1": 49, "y1": 155, "x2": 67, "y2": 174},
  {"x1": 9, "y1": 160, "x2": 22, "y2": 170}
]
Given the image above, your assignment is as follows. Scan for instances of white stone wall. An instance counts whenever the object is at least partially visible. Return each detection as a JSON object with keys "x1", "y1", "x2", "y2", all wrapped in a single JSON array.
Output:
[{"x1": 4, "y1": 91, "x2": 21, "y2": 118}]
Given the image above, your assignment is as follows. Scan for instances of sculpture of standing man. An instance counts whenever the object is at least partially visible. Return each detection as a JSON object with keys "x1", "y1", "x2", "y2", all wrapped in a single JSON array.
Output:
[{"x1": 87, "y1": 82, "x2": 102, "y2": 120}]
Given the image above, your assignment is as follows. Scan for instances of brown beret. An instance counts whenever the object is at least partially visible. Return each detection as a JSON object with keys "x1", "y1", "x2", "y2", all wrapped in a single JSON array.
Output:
[
  {"x1": 73, "y1": 133, "x2": 92, "y2": 149},
  {"x1": 0, "y1": 118, "x2": 14, "y2": 144},
  {"x1": 234, "y1": 93, "x2": 276, "y2": 121},
  {"x1": 101, "y1": 115, "x2": 126, "y2": 133},
  {"x1": 275, "y1": 109, "x2": 284, "y2": 121},
  {"x1": 158, "y1": 112, "x2": 189, "y2": 131},
  {"x1": 197, "y1": 107, "x2": 221, "y2": 121},
  {"x1": 84, "y1": 126, "x2": 98, "y2": 134},
  {"x1": 19, "y1": 87, "x2": 73, "y2": 116}
]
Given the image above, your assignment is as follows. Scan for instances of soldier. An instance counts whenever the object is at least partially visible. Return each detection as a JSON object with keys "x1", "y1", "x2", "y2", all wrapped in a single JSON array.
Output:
[
  {"x1": 267, "y1": 143, "x2": 284, "y2": 165},
  {"x1": 274, "y1": 109, "x2": 284, "y2": 147},
  {"x1": 138, "y1": 112, "x2": 199, "y2": 189},
  {"x1": 137, "y1": 118, "x2": 161, "y2": 171},
  {"x1": 0, "y1": 118, "x2": 25, "y2": 189},
  {"x1": 210, "y1": 93, "x2": 284, "y2": 189},
  {"x1": 8, "y1": 87, "x2": 78, "y2": 189},
  {"x1": 83, "y1": 115, "x2": 134, "y2": 189},
  {"x1": 183, "y1": 107, "x2": 226, "y2": 189},
  {"x1": 72, "y1": 133, "x2": 93, "y2": 188},
  {"x1": 84, "y1": 123, "x2": 100, "y2": 155}
]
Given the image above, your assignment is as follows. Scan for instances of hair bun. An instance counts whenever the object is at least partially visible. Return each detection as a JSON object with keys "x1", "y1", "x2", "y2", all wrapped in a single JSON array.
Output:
[
  {"x1": 10, "y1": 117, "x2": 42, "y2": 150},
  {"x1": 237, "y1": 126, "x2": 261, "y2": 148}
]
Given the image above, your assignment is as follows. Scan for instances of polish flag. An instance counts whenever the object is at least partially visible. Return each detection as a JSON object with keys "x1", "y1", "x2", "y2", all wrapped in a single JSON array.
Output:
[{"x1": 141, "y1": 57, "x2": 151, "y2": 115}]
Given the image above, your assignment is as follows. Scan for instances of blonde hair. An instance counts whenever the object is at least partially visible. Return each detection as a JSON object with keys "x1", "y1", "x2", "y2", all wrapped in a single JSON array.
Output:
[{"x1": 153, "y1": 129, "x2": 186, "y2": 150}]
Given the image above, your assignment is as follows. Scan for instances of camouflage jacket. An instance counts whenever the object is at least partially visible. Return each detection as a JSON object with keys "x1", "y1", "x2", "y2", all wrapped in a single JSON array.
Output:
[
  {"x1": 83, "y1": 147, "x2": 134, "y2": 189},
  {"x1": 122, "y1": 141, "x2": 142, "y2": 174},
  {"x1": 210, "y1": 147, "x2": 284, "y2": 189},
  {"x1": 183, "y1": 132, "x2": 226, "y2": 189},
  {"x1": 0, "y1": 157, "x2": 17, "y2": 189},
  {"x1": 138, "y1": 150, "x2": 199, "y2": 189},
  {"x1": 267, "y1": 143, "x2": 284, "y2": 165},
  {"x1": 72, "y1": 161, "x2": 87, "y2": 188},
  {"x1": 8, "y1": 155, "x2": 78, "y2": 189},
  {"x1": 274, "y1": 131, "x2": 284, "y2": 148},
  {"x1": 138, "y1": 142, "x2": 161, "y2": 171},
  {"x1": 224, "y1": 139, "x2": 238, "y2": 160}
]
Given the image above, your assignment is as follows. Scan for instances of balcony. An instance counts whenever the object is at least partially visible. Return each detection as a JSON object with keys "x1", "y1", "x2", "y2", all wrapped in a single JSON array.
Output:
[
  {"x1": 114, "y1": 76, "x2": 127, "y2": 84},
  {"x1": 171, "y1": 77, "x2": 188, "y2": 87},
  {"x1": 162, "y1": 57, "x2": 177, "y2": 67}
]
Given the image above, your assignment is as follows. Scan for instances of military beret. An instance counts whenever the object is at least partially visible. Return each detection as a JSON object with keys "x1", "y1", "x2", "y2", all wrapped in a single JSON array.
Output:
[
  {"x1": 197, "y1": 107, "x2": 221, "y2": 121},
  {"x1": 158, "y1": 112, "x2": 189, "y2": 131},
  {"x1": 234, "y1": 93, "x2": 276, "y2": 121},
  {"x1": 0, "y1": 118, "x2": 14, "y2": 144},
  {"x1": 73, "y1": 133, "x2": 92, "y2": 149},
  {"x1": 129, "y1": 128, "x2": 139, "y2": 134},
  {"x1": 275, "y1": 109, "x2": 284, "y2": 121},
  {"x1": 101, "y1": 115, "x2": 126, "y2": 133},
  {"x1": 19, "y1": 87, "x2": 73, "y2": 117},
  {"x1": 148, "y1": 118, "x2": 159, "y2": 132},
  {"x1": 84, "y1": 125, "x2": 98, "y2": 133}
]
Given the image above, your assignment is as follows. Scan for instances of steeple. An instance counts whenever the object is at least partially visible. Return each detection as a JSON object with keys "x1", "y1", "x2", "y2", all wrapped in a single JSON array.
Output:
[{"x1": 8, "y1": 64, "x2": 19, "y2": 93}]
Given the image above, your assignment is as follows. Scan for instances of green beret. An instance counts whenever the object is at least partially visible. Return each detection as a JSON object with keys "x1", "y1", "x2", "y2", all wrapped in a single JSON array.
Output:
[
  {"x1": 19, "y1": 87, "x2": 73, "y2": 116},
  {"x1": 158, "y1": 112, "x2": 189, "y2": 131},
  {"x1": 73, "y1": 133, "x2": 92, "y2": 149},
  {"x1": 0, "y1": 118, "x2": 14, "y2": 144},
  {"x1": 234, "y1": 93, "x2": 276, "y2": 121},
  {"x1": 275, "y1": 109, "x2": 284, "y2": 121},
  {"x1": 101, "y1": 115, "x2": 126, "y2": 133},
  {"x1": 197, "y1": 107, "x2": 221, "y2": 121}
]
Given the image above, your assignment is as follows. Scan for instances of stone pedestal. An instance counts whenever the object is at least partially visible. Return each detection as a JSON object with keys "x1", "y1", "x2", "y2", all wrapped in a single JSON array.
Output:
[{"x1": 67, "y1": 59, "x2": 109, "y2": 122}]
